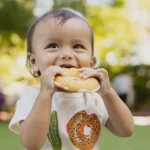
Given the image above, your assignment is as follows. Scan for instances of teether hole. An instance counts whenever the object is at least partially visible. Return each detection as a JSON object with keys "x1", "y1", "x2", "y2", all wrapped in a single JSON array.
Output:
[{"x1": 84, "y1": 125, "x2": 91, "y2": 136}]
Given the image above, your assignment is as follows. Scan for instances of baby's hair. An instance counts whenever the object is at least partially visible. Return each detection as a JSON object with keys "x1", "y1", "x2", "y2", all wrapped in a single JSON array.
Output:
[{"x1": 26, "y1": 9, "x2": 94, "y2": 77}]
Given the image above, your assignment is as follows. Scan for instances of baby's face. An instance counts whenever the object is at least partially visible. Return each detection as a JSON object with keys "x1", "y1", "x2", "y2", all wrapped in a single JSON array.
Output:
[{"x1": 29, "y1": 18, "x2": 95, "y2": 73}]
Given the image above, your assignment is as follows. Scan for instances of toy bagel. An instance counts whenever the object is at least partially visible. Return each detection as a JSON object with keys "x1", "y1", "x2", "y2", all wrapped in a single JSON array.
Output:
[{"x1": 54, "y1": 68, "x2": 100, "y2": 92}]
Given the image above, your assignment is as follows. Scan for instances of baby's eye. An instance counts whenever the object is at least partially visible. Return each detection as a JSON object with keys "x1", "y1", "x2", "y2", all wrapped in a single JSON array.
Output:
[
  {"x1": 49, "y1": 43, "x2": 59, "y2": 48},
  {"x1": 73, "y1": 44, "x2": 84, "y2": 49}
]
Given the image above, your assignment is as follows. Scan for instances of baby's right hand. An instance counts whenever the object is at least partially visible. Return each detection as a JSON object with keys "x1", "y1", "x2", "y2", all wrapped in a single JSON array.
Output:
[{"x1": 40, "y1": 66, "x2": 65, "y2": 94}]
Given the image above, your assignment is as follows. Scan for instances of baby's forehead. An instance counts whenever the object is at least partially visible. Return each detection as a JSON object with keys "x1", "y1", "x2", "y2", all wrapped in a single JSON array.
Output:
[
  {"x1": 36, "y1": 17, "x2": 89, "y2": 30},
  {"x1": 33, "y1": 17, "x2": 92, "y2": 39}
]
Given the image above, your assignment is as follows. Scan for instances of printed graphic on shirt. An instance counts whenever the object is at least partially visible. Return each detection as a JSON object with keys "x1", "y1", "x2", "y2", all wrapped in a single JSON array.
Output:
[
  {"x1": 48, "y1": 111, "x2": 62, "y2": 150},
  {"x1": 67, "y1": 110, "x2": 101, "y2": 150}
]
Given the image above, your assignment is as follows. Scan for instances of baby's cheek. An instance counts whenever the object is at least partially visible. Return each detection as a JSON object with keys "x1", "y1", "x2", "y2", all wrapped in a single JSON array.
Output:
[
  {"x1": 79, "y1": 58, "x2": 91, "y2": 67},
  {"x1": 45, "y1": 56, "x2": 56, "y2": 66}
]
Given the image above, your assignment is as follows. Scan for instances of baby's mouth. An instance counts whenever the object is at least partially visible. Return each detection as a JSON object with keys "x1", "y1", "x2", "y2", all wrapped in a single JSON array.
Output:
[{"x1": 59, "y1": 64, "x2": 76, "y2": 68}]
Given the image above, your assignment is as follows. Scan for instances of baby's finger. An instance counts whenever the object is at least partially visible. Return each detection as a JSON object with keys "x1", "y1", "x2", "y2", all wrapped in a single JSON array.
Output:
[
  {"x1": 97, "y1": 68, "x2": 108, "y2": 75},
  {"x1": 98, "y1": 72, "x2": 104, "y2": 80},
  {"x1": 48, "y1": 66, "x2": 65, "y2": 77},
  {"x1": 78, "y1": 67, "x2": 89, "y2": 72},
  {"x1": 97, "y1": 70, "x2": 108, "y2": 82},
  {"x1": 56, "y1": 67, "x2": 66, "y2": 76},
  {"x1": 80, "y1": 68, "x2": 93, "y2": 77},
  {"x1": 82, "y1": 70, "x2": 99, "y2": 79}
]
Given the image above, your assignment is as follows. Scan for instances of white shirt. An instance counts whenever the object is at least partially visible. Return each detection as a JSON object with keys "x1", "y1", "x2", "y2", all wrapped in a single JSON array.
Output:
[{"x1": 9, "y1": 86, "x2": 109, "y2": 150}]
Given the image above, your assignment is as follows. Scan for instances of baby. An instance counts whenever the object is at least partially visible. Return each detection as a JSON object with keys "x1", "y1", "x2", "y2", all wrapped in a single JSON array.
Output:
[{"x1": 9, "y1": 9, "x2": 134, "y2": 150}]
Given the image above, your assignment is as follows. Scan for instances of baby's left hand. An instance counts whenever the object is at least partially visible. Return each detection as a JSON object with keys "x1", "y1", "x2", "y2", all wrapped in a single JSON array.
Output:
[{"x1": 79, "y1": 67, "x2": 111, "y2": 95}]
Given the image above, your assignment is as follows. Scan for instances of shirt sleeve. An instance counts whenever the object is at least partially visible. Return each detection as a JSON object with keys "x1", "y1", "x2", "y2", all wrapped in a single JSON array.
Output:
[
  {"x1": 92, "y1": 92, "x2": 109, "y2": 126},
  {"x1": 8, "y1": 87, "x2": 37, "y2": 134}
]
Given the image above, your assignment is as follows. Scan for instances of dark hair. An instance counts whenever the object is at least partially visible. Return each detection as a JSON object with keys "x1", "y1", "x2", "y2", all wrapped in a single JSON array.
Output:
[{"x1": 26, "y1": 9, "x2": 94, "y2": 77}]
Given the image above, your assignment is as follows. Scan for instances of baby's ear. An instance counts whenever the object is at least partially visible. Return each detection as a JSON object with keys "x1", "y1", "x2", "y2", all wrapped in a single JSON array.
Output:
[
  {"x1": 27, "y1": 52, "x2": 39, "y2": 72},
  {"x1": 90, "y1": 56, "x2": 97, "y2": 68}
]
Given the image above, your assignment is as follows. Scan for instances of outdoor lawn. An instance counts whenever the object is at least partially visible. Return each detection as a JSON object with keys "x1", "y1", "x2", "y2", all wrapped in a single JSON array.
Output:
[{"x1": 0, "y1": 121, "x2": 149, "y2": 150}]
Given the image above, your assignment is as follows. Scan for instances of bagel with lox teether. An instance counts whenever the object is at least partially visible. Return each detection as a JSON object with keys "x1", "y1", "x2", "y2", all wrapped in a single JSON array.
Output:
[{"x1": 54, "y1": 68, "x2": 100, "y2": 92}]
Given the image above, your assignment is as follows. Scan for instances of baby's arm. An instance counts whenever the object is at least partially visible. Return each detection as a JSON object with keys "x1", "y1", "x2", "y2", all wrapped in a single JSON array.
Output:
[
  {"x1": 20, "y1": 89, "x2": 52, "y2": 150},
  {"x1": 101, "y1": 87, "x2": 134, "y2": 137},
  {"x1": 20, "y1": 66, "x2": 64, "y2": 150},
  {"x1": 79, "y1": 68, "x2": 134, "y2": 137}
]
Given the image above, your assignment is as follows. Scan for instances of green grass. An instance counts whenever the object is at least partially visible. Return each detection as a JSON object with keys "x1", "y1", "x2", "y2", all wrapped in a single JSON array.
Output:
[
  {"x1": 0, "y1": 121, "x2": 24, "y2": 150},
  {"x1": 100, "y1": 126, "x2": 150, "y2": 150},
  {"x1": 0, "y1": 121, "x2": 150, "y2": 150}
]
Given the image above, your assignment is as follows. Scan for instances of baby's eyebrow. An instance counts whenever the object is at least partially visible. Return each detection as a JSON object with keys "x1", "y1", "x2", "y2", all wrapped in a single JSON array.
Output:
[
  {"x1": 72, "y1": 39, "x2": 89, "y2": 45},
  {"x1": 44, "y1": 38, "x2": 61, "y2": 44}
]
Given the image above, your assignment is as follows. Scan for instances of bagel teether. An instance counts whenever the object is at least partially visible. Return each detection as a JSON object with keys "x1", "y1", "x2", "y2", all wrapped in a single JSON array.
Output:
[{"x1": 54, "y1": 68, "x2": 100, "y2": 92}]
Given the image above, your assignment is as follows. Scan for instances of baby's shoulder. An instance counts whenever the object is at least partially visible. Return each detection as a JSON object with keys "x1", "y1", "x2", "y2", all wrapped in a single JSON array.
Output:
[
  {"x1": 24, "y1": 85, "x2": 40, "y2": 92},
  {"x1": 21, "y1": 86, "x2": 40, "y2": 98}
]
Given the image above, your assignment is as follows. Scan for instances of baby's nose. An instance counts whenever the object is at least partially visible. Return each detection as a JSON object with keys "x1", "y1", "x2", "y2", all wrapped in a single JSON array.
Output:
[
  {"x1": 62, "y1": 54, "x2": 72, "y2": 59},
  {"x1": 60, "y1": 51, "x2": 73, "y2": 60}
]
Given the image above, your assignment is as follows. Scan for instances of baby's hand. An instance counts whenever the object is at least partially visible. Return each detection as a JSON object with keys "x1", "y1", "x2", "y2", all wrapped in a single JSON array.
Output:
[
  {"x1": 79, "y1": 68, "x2": 111, "y2": 95},
  {"x1": 40, "y1": 66, "x2": 65, "y2": 94}
]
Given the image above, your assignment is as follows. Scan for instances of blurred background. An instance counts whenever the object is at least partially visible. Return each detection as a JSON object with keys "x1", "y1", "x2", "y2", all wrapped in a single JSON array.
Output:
[{"x1": 0, "y1": 0, "x2": 150, "y2": 149}]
